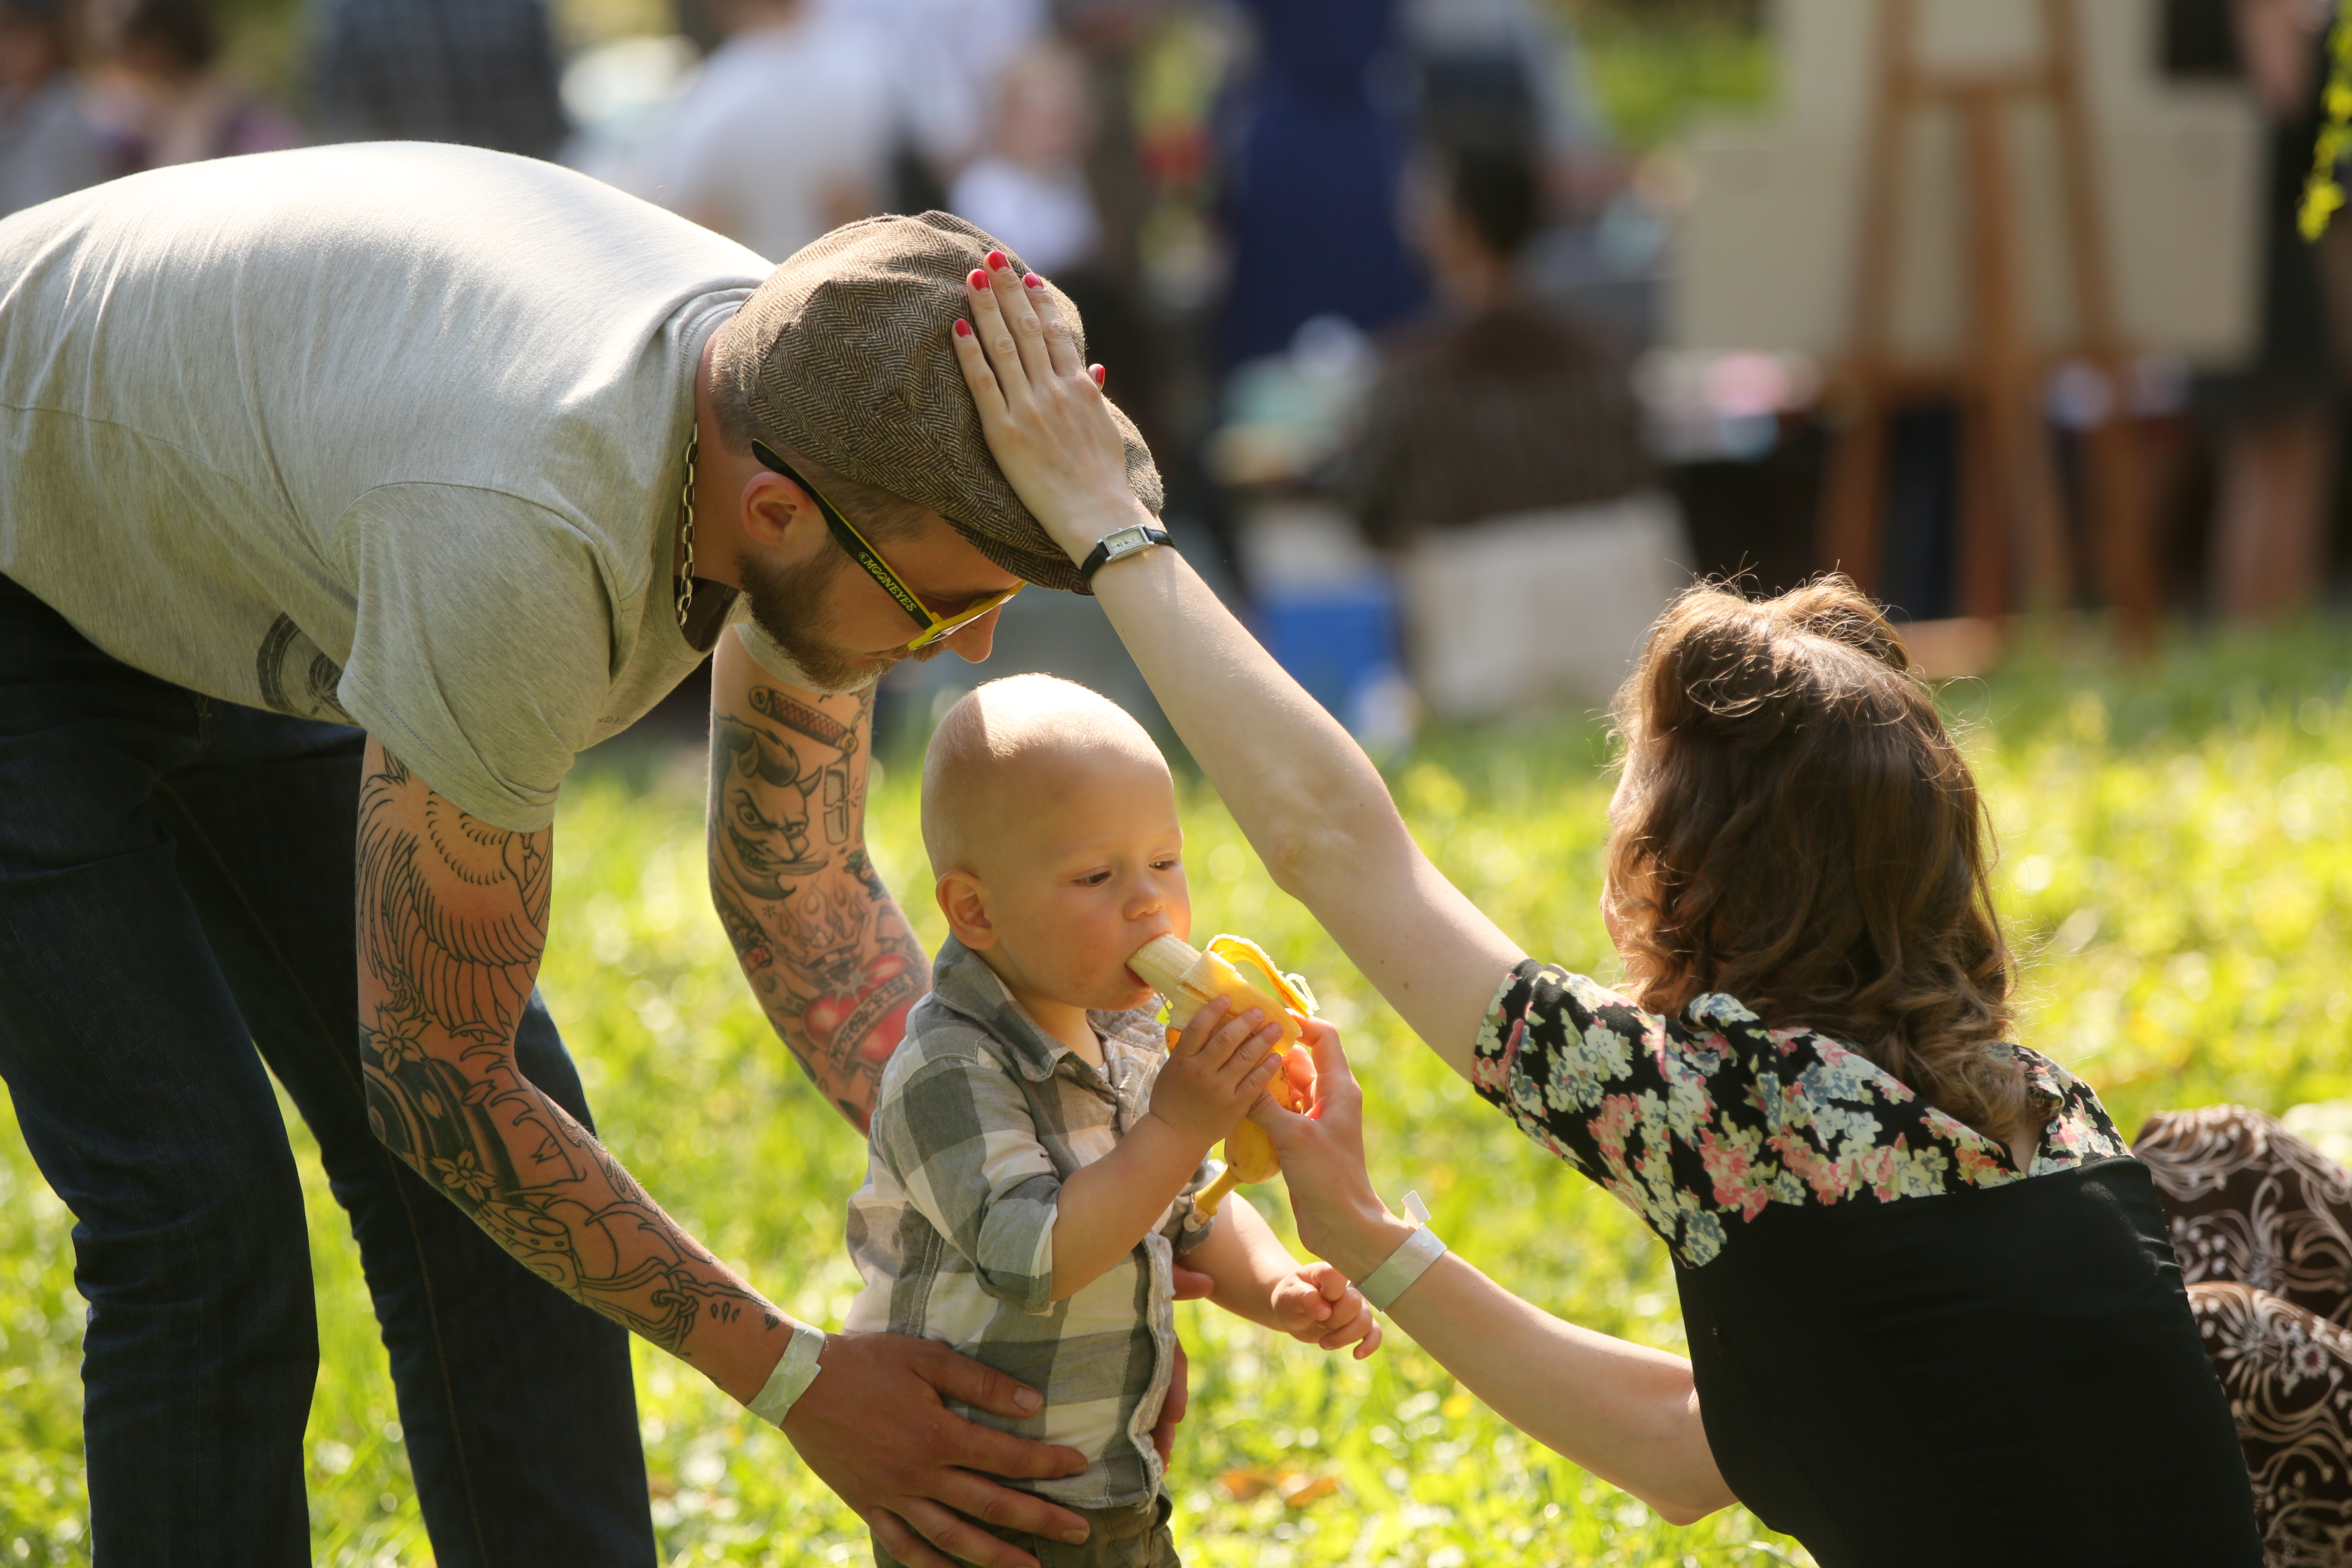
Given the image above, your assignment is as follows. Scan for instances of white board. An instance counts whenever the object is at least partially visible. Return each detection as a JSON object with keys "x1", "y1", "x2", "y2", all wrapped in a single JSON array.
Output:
[{"x1": 1670, "y1": 0, "x2": 2263, "y2": 364}]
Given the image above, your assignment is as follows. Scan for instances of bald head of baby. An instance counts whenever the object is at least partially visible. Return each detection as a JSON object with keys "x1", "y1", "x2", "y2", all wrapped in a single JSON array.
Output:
[
  {"x1": 922, "y1": 676, "x2": 1189, "y2": 1019},
  {"x1": 922, "y1": 675, "x2": 1172, "y2": 881}
]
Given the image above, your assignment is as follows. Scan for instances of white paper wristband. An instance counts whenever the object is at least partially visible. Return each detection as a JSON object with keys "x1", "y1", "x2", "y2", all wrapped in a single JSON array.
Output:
[
  {"x1": 747, "y1": 1320, "x2": 828, "y2": 1428},
  {"x1": 1358, "y1": 1191, "x2": 1448, "y2": 1312}
]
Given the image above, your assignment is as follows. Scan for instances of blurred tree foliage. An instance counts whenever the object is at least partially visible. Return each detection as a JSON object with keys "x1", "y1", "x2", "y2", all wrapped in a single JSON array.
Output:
[
  {"x1": 1561, "y1": 0, "x2": 1774, "y2": 151},
  {"x1": 210, "y1": 0, "x2": 306, "y2": 101},
  {"x1": 205, "y1": 0, "x2": 682, "y2": 107}
]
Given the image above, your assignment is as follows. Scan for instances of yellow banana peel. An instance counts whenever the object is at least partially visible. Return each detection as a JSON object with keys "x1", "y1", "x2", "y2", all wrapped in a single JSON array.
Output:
[{"x1": 1129, "y1": 933, "x2": 1318, "y2": 1216}]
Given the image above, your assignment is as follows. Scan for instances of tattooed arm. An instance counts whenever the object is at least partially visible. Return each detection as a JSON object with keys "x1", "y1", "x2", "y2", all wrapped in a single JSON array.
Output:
[
  {"x1": 708, "y1": 630, "x2": 928, "y2": 1131},
  {"x1": 356, "y1": 737, "x2": 791, "y2": 1398},
  {"x1": 359, "y1": 735, "x2": 1091, "y2": 1567}
]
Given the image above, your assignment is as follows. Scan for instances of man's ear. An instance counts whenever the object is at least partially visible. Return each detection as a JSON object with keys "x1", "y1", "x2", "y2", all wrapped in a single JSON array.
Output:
[
  {"x1": 740, "y1": 468, "x2": 823, "y2": 555},
  {"x1": 935, "y1": 871, "x2": 996, "y2": 950}
]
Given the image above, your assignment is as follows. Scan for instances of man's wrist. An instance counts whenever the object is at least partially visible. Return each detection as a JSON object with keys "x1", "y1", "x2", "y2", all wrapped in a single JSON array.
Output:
[{"x1": 748, "y1": 1319, "x2": 829, "y2": 1428}]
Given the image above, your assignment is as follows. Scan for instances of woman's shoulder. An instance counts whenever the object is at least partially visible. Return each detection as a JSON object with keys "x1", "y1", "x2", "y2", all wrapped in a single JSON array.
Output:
[
  {"x1": 1473, "y1": 959, "x2": 1787, "y2": 1087},
  {"x1": 1472, "y1": 959, "x2": 2131, "y2": 1268},
  {"x1": 2008, "y1": 1044, "x2": 2132, "y2": 1173}
]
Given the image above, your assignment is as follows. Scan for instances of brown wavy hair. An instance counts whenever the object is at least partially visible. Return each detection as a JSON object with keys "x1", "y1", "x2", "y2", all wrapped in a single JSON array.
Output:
[{"x1": 1605, "y1": 577, "x2": 2041, "y2": 1148}]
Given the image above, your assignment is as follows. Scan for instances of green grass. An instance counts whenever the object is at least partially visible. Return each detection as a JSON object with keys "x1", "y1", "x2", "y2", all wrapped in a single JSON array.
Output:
[{"x1": 7, "y1": 622, "x2": 2352, "y2": 1565}]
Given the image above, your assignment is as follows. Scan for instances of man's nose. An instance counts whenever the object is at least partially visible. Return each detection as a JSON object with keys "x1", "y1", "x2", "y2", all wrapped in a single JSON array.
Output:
[{"x1": 947, "y1": 604, "x2": 1005, "y2": 663}]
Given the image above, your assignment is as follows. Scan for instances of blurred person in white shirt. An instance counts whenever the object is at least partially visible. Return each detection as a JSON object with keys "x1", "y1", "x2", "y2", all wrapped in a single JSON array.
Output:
[
  {"x1": 948, "y1": 41, "x2": 1098, "y2": 276},
  {"x1": 625, "y1": 0, "x2": 890, "y2": 263},
  {"x1": 0, "y1": 0, "x2": 109, "y2": 217},
  {"x1": 814, "y1": 0, "x2": 1045, "y2": 196}
]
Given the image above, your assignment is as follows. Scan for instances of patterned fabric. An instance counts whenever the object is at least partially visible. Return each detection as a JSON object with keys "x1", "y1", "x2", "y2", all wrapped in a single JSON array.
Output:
[
  {"x1": 2142, "y1": 1106, "x2": 2352, "y2": 1330},
  {"x1": 312, "y1": 0, "x2": 569, "y2": 161},
  {"x1": 1471, "y1": 960, "x2": 2130, "y2": 1268},
  {"x1": 844, "y1": 939, "x2": 1216, "y2": 1509},
  {"x1": 2139, "y1": 1106, "x2": 2352, "y2": 1566}
]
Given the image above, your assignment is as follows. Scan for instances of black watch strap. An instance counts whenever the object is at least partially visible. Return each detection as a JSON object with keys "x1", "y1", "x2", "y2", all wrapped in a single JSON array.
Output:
[{"x1": 1078, "y1": 524, "x2": 1174, "y2": 588}]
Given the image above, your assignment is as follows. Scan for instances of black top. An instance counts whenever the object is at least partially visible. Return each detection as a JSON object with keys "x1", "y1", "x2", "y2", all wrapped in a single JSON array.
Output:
[{"x1": 1473, "y1": 961, "x2": 2261, "y2": 1565}]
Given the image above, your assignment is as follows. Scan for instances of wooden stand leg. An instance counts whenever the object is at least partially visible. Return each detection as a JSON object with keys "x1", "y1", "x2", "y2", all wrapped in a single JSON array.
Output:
[
  {"x1": 1822, "y1": 388, "x2": 1890, "y2": 589},
  {"x1": 1957, "y1": 83, "x2": 2068, "y2": 619},
  {"x1": 1956, "y1": 387, "x2": 2012, "y2": 620},
  {"x1": 2083, "y1": 380, "x2": 2157, "y2": 653}
]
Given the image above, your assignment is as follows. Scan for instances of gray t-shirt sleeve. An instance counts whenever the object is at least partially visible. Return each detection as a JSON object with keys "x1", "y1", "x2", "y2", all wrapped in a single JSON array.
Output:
[{"x1": 336, "y1": 482, "x2": 621, "y2": 832}]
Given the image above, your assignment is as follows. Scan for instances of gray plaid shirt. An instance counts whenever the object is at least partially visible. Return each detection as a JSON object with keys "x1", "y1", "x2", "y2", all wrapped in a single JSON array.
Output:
[{"x1": 844, "y1": 939, "x2": 1217, "y2": 1508}]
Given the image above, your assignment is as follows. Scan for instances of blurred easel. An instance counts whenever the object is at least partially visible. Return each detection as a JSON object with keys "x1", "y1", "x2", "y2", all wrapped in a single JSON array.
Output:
[{"x1": 1820, "y1": 0, "x2": 2157, "y2": 652}]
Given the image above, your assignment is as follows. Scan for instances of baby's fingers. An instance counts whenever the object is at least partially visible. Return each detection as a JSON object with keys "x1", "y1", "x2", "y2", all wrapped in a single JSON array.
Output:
[
  {"x1": 1268, "y1": 1278, "x2": 1332, "y2": 1335},
  {"x1": 1300, "y1": 1261, "x2": 1351, "y2": 1303},
  {"x1": 1235, "y1": 1034, "x2": 1284, "y2": 1098},
  {"x1": 1289, "y1": 1278, "x2": 1336, "y2": 1323},
  {"x1": 1185, "y1": 1003, "x2": 1271, "y2": 1076},
  {"x1": 1168, "y1": 996, "x2": 1233, "y2": 1060}
]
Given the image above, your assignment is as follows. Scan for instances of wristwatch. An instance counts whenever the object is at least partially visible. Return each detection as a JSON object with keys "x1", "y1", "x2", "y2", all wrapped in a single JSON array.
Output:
[{"x1": 1078, "y1": 523, "x2": 1174, "y2": 588}]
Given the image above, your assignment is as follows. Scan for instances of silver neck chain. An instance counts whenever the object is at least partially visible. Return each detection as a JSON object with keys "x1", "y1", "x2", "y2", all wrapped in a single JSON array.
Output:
[{"x1": 674, "y1": 433, "x2": 698, "y2": 632}]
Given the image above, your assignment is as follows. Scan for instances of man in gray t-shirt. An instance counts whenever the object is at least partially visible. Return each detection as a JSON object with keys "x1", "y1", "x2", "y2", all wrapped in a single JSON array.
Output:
[{"x1": 0, "y1": 143, "x2": 1162, "y2": 1567}]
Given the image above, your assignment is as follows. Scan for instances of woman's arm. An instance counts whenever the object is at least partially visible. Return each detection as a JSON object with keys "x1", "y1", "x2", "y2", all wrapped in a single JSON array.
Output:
[
  {"x1": 950, "y1": 264, "x2": 1525, "y2": 1073},
  {"x1": 1358, "y1": 1248, "x2": 1722, "y2": 1524},
  {"x1": 1250, "y1": 1024, "x2": 1736, "y2": 1525}
]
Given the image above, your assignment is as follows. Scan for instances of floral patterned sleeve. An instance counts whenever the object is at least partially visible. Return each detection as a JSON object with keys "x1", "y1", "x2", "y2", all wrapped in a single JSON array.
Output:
[{"x1": 1468, "y1": 960, "x2": 2130, "y2": 1269}]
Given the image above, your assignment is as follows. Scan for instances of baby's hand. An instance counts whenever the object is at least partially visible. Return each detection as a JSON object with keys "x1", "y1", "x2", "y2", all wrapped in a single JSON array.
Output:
[
  {"x1": 1270, "y1": 1261, "x2": 1382, "y2": 1360},
  {"x1": 1148, "y1": 996, "x2": 1285, "y2": 1152}
]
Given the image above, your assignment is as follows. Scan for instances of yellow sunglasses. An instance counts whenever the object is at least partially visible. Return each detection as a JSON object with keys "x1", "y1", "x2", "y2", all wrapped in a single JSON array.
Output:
[{"x1": 753, "y1": 439, "x2": 1021, "y2": 651}]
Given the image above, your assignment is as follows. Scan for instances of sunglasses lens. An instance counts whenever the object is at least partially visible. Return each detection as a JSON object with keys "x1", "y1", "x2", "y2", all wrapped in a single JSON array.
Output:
[{"x1": 909, "y1": 591, "x2": 1017, "y2": 650}]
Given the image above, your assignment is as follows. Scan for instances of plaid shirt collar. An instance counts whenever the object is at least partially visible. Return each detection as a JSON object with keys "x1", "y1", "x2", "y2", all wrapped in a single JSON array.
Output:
[{"x1": 928, "y1": 938, "x2": 1165, "y2": 1085}]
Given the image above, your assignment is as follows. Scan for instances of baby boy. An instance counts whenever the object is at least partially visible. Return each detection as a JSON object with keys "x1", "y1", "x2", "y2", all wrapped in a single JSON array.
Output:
[{"x1": 844, "y1": 674, "x2": 1379, "y2": 1568}]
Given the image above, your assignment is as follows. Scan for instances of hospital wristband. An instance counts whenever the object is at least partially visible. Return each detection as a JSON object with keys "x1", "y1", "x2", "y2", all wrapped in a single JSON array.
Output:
[
  {"x1": 747, "y1": 1320, "x2": 829, "y2": 1428},
  {"x1": 1358, "y1": 1191, "x2": 1448, "y2": 1312}
]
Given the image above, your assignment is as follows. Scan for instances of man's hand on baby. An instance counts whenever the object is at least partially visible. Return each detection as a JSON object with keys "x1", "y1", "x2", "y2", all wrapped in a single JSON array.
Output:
[
  {"x1": 1148, "y1": 996, "x2": 1285, "y2": 1152},
  {"x1": 1270, "y1": 1262, "x2": 1383, "y2": 1359}
]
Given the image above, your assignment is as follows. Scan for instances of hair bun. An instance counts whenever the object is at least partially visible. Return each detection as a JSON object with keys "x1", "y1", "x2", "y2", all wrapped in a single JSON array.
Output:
[
  {"x1": 1652, "y1": 601, "x2": 1805, "y2": 749},
  {"x1": 1776, "y1": 579, "x2": 1918, "y2": 675}
]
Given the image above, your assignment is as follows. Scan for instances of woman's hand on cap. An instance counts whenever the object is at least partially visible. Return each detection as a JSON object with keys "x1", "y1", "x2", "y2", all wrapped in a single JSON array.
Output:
[{"x1": 951, "y1": 254, "x2": 1147, "y2": 565}]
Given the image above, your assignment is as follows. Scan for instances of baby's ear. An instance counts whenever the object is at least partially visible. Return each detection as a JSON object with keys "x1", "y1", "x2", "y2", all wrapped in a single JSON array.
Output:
[{"x1": 935, "y1": 871, "x2": 996, "y2": 949}]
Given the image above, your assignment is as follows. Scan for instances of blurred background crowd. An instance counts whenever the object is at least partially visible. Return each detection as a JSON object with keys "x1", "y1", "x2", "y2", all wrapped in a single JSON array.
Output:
[{"x1": 1, "y1": 0, "x2": 2343, "y2": 749}]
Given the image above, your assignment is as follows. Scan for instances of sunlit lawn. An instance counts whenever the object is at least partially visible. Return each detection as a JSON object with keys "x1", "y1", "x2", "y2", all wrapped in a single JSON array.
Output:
[{"x1": 6, "y1": 624, "x2": 2352, "y2": 1565}]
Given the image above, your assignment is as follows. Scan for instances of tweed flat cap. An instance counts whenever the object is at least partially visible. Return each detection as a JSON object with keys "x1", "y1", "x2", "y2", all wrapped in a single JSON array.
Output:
[{"x1": 721, "y1": 211, "x2": 1161, "y2": 593}]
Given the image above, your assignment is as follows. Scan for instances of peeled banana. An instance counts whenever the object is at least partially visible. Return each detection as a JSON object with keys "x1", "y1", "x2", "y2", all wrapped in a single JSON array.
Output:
[{"x1": 1128, "y1": 933, "x2": 1319, "y2": 1216}]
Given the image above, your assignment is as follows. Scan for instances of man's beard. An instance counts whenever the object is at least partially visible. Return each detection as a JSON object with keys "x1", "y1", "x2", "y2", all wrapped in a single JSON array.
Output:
[{"x1": 739, "y1": 549, "x2": 949, "y2": 696}]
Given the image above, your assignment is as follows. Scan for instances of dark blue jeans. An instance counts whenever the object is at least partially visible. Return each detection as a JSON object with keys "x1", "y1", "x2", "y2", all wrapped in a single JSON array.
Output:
[{"x1": 0, "y1": 579, "x2": 655, "y2": 1565}]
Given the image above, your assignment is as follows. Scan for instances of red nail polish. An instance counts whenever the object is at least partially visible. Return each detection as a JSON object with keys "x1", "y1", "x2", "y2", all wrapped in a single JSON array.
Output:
[
  {"x1": 954, "y1": 318, "x2": 972, "y2": 337},
  {"x1": 1091, "y1": 365, "x2": 1106, "y2": 387},
  {"x1": 969, "y1": 269, "x2": 988, "y2": 289},
  {"x1": 985, "y1": 250, "x2": 1008, "y2": 271},
  {"x1": 1023, "y1": 273, "x2": 1044, "y2": 290}
]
